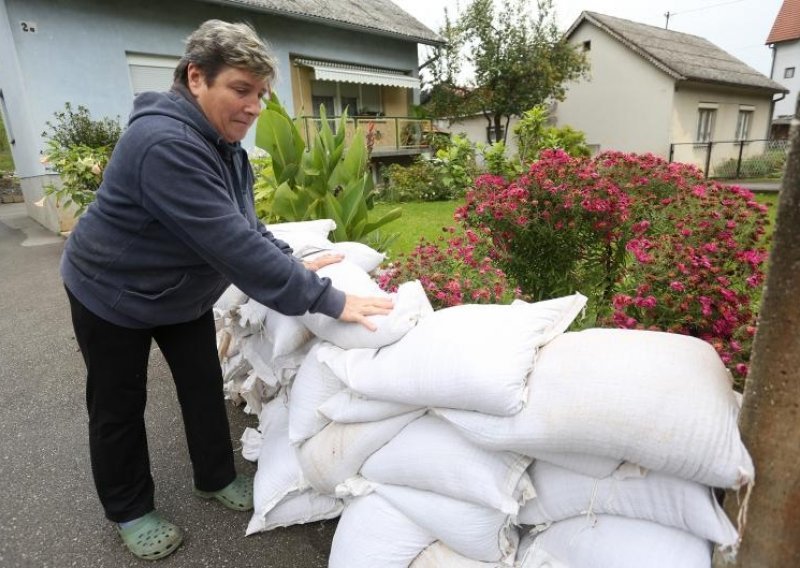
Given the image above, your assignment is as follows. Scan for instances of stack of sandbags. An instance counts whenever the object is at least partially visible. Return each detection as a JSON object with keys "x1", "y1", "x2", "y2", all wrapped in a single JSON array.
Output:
[
  {"x1": 311, "y1": 294, "x2": 589, "y2": 566},
  {"x1": 432, "y1": 328, "x2": 751, "y2": 567},
  {"x1": 211, "y1": 219, "x2": 433, "y2": 533}
]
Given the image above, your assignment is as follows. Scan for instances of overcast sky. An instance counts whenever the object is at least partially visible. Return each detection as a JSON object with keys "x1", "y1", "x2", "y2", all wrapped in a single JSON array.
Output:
[{"x1": 393, "y1": 0, "x2": 783, "y2": 78}]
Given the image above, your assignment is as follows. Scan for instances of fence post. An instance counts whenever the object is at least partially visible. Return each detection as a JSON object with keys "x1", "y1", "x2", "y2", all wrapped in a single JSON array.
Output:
[
  {"x1": 704, "y1": 142, "x2": 713, "y2": 178},
  {"x1": 735, "y1": 140, "x2": 745, "y2": 179},
  {"x1": 668, "y1": 144, "x2": 674, "y2": 163}
]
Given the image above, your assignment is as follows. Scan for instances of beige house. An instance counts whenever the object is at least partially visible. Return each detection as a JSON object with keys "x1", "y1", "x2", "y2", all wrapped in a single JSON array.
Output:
[
  {"x1": 555, "y1": 11, "x2": 787, "y2": 176},
  {"x1": 766, "y1": 0, "x2": 800, "y2": 138}
]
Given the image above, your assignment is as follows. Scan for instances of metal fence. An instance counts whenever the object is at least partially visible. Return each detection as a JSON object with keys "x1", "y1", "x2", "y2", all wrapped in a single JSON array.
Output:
[{"x1": 669, "y1": 138, "x2": 788, "y2": 179}]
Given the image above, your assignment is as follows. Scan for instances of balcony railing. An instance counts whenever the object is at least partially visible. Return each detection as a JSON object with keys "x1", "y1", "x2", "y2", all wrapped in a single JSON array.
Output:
[{"x1": 298, "y1": 116, "x2": 433, "y2": 155}]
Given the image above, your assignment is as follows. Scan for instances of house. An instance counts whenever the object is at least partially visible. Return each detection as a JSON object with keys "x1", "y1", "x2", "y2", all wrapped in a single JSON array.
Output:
[
  {"x1": 554, "y1": 11, "x2": 787, "y2": 174},
  {"x1": 766, "y1": 0, "x2": 800, "y2": 138},
  {"x1": 0, "y1": 0, "x2": 441, "y2": 232}
]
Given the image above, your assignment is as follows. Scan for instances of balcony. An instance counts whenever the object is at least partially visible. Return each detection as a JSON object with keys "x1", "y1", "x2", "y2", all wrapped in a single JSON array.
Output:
[{"x1": 298, "y1": 116, "x2": 434, "y2": 157}]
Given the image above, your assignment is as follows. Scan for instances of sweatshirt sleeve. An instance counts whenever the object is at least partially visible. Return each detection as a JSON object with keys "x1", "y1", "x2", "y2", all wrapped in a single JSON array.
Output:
[{"x1": 137, "y1": 139, "x2": 345, "y2": 318}]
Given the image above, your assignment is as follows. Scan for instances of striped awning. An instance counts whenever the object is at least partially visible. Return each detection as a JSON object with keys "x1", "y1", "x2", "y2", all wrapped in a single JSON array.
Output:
[{"x1": 295, "y1": 58, "x2": 419, "y2": 89}]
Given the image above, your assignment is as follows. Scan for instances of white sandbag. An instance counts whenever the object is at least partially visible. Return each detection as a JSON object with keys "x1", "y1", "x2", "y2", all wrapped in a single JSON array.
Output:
[
  {"x1": 214, "y1": 284, "x2": 248, "y2": 316},
  {"x1": 265, "y1": 307, "x2": 313, "y2": 358},
  {"x1": 360, "y1": 415, "x2": 533, "y2": 515},
  {"x1": 515, "y1": 531, "x2": 568, "y2": 568},
  {"x1": 239, "y1": 333, "x2": 279, "y2": 389},
  {"x1": 303, "y1": 240, "x2": 386, "y2": 273},
  {"x1": 518, "y1": 515, "x2": 712, "y2": 568},
  {"x1": 240, "y1": 426, "x2": 262, "y2": 462},
  {"x1": 246, "y1": 488, "x2": 342, "y2": 535},
  {"x1": 238, "y1": 298, "x2": 270, "y2": 331},
  {"x1": 411, "y1": 541, "x2": 508, "y2": 568},
  {"x1": 317, "y1": 390, "x2": 422, "y2": 424},
  {"x1": 248, "y1": 396, "x2": 308, "y2": 535},
  {"x1": 287, "y1": 342, "x2": 345, "y2": 445},
  {"x1": 302, "y1": 270, "x2": 432, "y2": 350},
  {"x1": 373, "y1": 483, "x2": 519, "y2": 564},
  {"x1": 268, "y1": 218, "x2": 336, "y2": 246},
  {"x1": 533, "y1": 451, "x2": 622, "y2": 479},
  {"x1": 321, "y1": 294, "x2": 587, "y2": 416},
  {"x1": 328, "y1": 493, "x2": 435, "y2": 568},
  {"x1": 519, "y1": 461, "x2": 737, "y2": 545},
  {"x1": 297, "y1": 410, "x2": 426, "y2": 495},
  {"x1": 438, "y1": 329, "x2": 753, "y2": 488},
  {"x1": 239, "y1": 370, "x2": 276, "y2": 416}
]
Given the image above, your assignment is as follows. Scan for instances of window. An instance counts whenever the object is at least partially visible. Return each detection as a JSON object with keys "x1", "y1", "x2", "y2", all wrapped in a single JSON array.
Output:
[
  {"x1": 127, "y1": 53, "x2": 180, "y2": 96},
  {"x1": 310, "y1": 80, "x2": 383, "y2": 117},
  {"x1": 582, "y1": 40, "x2": 591, "y2": 51},
  {"x1": 696, "y1": 108, "x2": 716, "y2": 143},
  {"x1": 785, "y1": 67, "x2": 795, "y2": 79},
  {"x1": 735, "y1": 110, "x2": 753, "y2": 141}
]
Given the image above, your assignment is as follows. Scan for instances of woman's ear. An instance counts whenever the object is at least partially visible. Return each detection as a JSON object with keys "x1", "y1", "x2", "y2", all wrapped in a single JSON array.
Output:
[{"x1": 186, "y1": 63, "x2": 205, "y2": 96}]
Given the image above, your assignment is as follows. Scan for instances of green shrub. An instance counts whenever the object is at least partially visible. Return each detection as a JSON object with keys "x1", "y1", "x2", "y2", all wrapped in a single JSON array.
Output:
[
  {"x1": 42, "y1": 102, "x2": 121, "y2": 149},
  {"x1": 41, "y1": 103, "x2": 122, "y2": 215},
  {"x1": 514, "y1": 105, "x2": 591, "y2": 163},
  {"x1": 381, "y1": 160, "x2": 438, "y2": 202}
]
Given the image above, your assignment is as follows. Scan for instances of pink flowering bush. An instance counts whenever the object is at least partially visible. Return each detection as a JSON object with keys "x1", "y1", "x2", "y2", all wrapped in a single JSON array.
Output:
[
  {"x1": 457, "y1": 150, "x2": 769, "y2": 385},
  {"x1": 378, "y1": 227, "x2": 521, "y2": 309}
]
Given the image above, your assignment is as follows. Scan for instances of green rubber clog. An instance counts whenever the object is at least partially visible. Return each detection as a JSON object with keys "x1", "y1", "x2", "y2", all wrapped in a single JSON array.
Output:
[
  {"x1": 116, "y1": 511, "x2": 183, "y2": 561},
  {"x1": 193, "y1": 474, "x2": 253, "y2": 511}
]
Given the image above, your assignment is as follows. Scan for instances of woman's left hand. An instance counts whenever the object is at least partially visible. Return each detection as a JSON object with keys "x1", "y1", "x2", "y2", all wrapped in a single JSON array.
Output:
[{"x1": 303, "y1": 253, "x2": 344, "y2": 272}]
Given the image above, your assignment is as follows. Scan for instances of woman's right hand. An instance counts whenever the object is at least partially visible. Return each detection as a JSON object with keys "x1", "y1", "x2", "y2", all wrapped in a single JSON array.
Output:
[{"x1": 338, "y1": 294, "x2": 394, "y2": 331}]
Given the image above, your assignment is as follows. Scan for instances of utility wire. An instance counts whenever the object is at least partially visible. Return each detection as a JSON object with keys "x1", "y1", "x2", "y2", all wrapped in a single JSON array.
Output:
[{"x1": 664, "y1": 0, "x2": 748, "y2": 28}]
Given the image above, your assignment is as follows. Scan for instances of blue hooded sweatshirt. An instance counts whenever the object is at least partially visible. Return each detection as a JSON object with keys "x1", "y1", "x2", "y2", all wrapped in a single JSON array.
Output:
[{"x1": 61, "y1": 88, "x2": 345, "y2": 328}]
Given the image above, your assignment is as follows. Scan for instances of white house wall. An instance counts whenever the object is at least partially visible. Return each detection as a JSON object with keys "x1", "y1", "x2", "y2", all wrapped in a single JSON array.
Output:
[
  {"x1": 555, "y1": 21, "x2": 675, "y2": 157},
  {"x1": 671, "y1": 84, "x2": 773, "y2": 174},
  {"x1": 771, "y1": 39, "x2": 799, "y2": 118},
  {"x1": 1, "y1": 0, "x2": 419, "y2": 230}
]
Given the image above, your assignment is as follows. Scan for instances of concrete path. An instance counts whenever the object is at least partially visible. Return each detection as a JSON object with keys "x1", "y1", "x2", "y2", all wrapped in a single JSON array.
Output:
[{"x1": 0, "y1": 203, "x2": 334, "y2": 567}]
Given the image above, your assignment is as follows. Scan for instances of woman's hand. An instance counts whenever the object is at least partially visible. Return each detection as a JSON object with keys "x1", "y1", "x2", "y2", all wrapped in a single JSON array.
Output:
[
  {"x1": 339, "y1": 294, "x2": 394, "y2": 331},
  {"x1": 303, "y1": 253, "x2": 344, "y2": 272}
]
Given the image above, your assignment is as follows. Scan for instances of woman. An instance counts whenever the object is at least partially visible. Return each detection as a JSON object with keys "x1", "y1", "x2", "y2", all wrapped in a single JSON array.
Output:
[{"x1": 61, "y1": 19, "x2": 391, "y2": 560}]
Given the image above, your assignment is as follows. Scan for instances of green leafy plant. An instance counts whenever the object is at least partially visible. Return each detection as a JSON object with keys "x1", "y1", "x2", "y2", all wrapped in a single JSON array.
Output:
[
  {"x1": 41, "y1": 103, "x2": 121, "y2": 215},
  {"x1": 255, "y1": 94, "x2": 401, "y2": 243},
  {"x1": 514, "y1": 104, "x2": 591, "y2": 163}
]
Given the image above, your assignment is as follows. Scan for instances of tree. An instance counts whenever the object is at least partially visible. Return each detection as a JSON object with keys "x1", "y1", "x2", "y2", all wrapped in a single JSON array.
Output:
[
  {"x1": 425, "y1": 0, "x2": 588, "y2": 144},
  {"x1": 712, "y1": 97, "x2": 800, "y2": 567}
]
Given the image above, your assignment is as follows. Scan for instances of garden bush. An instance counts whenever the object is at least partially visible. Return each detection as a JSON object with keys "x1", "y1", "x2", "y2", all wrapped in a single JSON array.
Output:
[
  {"x1": 456, "y1": 150, "x2": 768, "y2": 384},
  {"x1": 378, "y1": 227, "x2": 521, "y2": 309},
  {"x1": 42, "y1": 103, "x2": 122, "y2": 215},
  {"x1": 714, "y1": 148, "x2": 786, "y2": 179},
  {"x1": 382, "y1": 160, "x2": 439, "y2": 202}
]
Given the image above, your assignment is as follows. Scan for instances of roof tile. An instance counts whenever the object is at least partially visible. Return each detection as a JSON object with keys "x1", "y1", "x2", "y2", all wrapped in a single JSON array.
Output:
[{"x1": 766, "y1": 0, "x2": 800, "y2": 44}]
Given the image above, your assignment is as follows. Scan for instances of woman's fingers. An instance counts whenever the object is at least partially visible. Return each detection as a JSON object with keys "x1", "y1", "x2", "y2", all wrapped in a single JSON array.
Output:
[
  {"x1": 339, "y1": 295, "x2": 394, "y2": 330},
  {"x1": 303, "y1": 253, "x2": 344, "y2": 272}
]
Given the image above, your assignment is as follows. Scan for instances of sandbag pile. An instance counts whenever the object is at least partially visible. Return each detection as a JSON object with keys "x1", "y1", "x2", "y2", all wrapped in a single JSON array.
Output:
[{"x1": 215, "y1": 220, "x2": 752, "y2": 568}]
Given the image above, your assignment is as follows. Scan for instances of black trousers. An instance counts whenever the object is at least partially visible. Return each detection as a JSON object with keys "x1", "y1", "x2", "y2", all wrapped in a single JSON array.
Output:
[{"x1": 66, "y1": 288, "x2": 236, "y2": 523}]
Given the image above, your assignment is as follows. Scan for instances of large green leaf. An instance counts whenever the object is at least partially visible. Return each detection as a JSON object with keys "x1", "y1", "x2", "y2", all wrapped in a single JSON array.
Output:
[
  {"x1": 271, "y1": 182, "x2": 312, "y2": 221},
  {"x1": 362, "y1": 207, "x2": 403, "y2": 236}
]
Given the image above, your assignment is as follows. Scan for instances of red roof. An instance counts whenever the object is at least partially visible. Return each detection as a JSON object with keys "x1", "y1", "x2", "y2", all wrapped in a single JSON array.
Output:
[{"x1": 767, "y1": 0, "x2": 800, "y2": 44}]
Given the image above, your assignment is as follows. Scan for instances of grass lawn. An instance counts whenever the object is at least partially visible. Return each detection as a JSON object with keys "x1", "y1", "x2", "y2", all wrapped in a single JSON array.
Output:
[
  {"x1": 754, "y1": 191, "x2": 779, "y2": 233},
  {"x1": 371, "y1": 200, "x2": 461, "y2": 258}
]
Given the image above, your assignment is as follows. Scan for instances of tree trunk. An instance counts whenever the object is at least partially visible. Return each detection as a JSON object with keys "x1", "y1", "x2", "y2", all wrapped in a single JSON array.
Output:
[{"x1": 713, "y1": 98, "x2": 800, "y2": 566}]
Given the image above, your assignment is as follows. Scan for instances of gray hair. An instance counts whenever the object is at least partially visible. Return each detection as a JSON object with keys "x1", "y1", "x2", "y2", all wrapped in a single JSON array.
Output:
[{"x1": 174, "y1": 19, "x2": 277, "y2": 87}]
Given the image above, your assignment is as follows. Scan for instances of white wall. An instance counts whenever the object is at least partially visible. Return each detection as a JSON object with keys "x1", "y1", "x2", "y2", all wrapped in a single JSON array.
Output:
[
  {"x1": 554, "y1": 21, "x2": 675, "y2": 157},
  {"x1": 771, "y1": 40, "x2": 800, "y2": 118}
]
